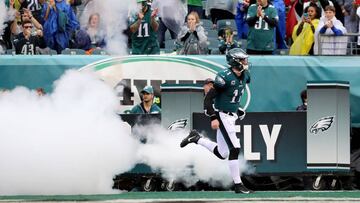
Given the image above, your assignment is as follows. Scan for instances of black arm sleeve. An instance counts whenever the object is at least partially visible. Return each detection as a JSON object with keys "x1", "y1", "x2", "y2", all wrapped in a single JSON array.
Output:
[
  {"x1": 246, "y1": 16, "x2": 259, "y2": 26},
  {"x1": 204, "y1": 87, "x2": 218, "y2": 121},
  {"x1": 37, "y1": 37, "x2": 46, "y2": 49},
  {"x1": 263, "y1": 15, "x2": 278, "y2": 27},
  {"x1": 180, "y1": 31, "x2": 191, "y2": 42}
]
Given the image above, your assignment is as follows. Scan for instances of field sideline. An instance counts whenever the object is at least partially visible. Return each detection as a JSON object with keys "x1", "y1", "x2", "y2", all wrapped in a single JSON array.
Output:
[{"x1": 1, "y1": 191, "x2": 360, "y2": 202}]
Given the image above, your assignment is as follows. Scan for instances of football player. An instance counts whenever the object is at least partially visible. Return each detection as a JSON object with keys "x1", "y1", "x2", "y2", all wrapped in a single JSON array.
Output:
[{"x1": 180, "y1": 48, "x2": 253, "y2": 194}]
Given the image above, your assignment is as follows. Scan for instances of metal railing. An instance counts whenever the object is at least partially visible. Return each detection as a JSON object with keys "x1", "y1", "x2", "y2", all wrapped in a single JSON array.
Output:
[{"x1": 317, "y1": 33, "x2": 360, "y2": 56}]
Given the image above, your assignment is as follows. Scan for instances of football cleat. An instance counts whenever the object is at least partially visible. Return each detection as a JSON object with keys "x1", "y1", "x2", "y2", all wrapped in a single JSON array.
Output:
[
  {"x1": 234, "y1": 183, "x2": 253, "y2": 194},
  {"x1": 180, "y1": 130, "x2": 201, "y2": 148}
]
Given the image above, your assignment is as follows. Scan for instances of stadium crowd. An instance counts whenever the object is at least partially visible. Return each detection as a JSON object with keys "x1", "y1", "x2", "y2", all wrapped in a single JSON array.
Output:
[{"x1": 0, "y1": 0, "x2": 360, "y2": 55}]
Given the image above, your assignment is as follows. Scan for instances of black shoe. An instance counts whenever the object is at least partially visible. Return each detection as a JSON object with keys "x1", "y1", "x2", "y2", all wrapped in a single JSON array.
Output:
[
  {"x1": 180, "y1": 130, "x2": 201, "y2": 148},
  {"x1": 234, "y1": 183, "x2": 253, "y2": 194}
]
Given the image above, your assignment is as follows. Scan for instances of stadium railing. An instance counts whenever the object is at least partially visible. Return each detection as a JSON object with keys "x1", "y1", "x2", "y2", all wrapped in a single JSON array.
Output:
[{"x1": 317, "y1": 33, "x2": 360, "y2": 55}]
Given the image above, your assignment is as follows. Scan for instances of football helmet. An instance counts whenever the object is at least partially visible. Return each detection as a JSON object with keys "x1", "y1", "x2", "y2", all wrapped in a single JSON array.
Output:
[{"x1": 226, "y1": 48, "x2": 249, "y2": 71}]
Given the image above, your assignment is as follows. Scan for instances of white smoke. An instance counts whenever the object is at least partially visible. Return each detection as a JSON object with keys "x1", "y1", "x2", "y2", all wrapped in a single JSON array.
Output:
[
  {"x1": 0, "y1": 70, "x2": 252, "y2": 195},
  {"x1": 80, "y1": 0, "x2": 137, "y2": 55},
  {"x1": 0, "y1": 70, "x2": 139, "y2": 195},
  {"x1": 134, "y1": 124, "x2": 252, "y2": 188},
  {"x1": 152, "y1": 0, "x2": 187, "y2": 34}
]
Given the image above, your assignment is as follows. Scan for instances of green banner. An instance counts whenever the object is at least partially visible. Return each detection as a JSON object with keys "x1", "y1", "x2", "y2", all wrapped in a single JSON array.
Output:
[{"x1": 1, "y1": 55, "x2": 360, "y2": 126}]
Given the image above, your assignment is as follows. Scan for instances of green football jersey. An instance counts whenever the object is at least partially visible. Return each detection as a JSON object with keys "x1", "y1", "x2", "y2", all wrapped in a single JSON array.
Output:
[
  {"x1": 214, "y1": 68, "x2": 250, "y2": 113},
  {"x1": 188, "y1": 0, "x2": 203, "y2": 7},
  {"x1": 129, "y1": 8, "x2": 160, "y2": 55},
  {"x1": 246, "y1": 4, "x2": 278, "y2": 51}
]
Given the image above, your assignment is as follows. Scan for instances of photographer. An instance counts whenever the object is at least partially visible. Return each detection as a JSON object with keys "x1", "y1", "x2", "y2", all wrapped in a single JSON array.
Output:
[
  {"x1": 290, "y1": 4, "x2": 321, "y2": 55},
  {"x1": 11, "y1": 7, "x2": 43, "y2": 38},
  {"x1": 13, "y1": 20, "x2": 46, "y2": 55}
]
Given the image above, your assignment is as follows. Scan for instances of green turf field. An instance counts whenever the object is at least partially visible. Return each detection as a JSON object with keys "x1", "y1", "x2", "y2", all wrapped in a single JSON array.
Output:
[{"x1": 1, "y1": 191, "x2": 360, "y2": 202}]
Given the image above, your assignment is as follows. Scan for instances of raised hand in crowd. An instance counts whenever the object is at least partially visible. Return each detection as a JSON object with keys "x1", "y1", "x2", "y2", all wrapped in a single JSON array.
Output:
[
  {"x1": 257, "y1": 5, "x2": 263, "y2": 17},
  {"x1": 325, "y1": 20, "x2": 333, "y2": 28},
  {"x1": 138, "y1": 11, "x2": 144, "y2": 20}
]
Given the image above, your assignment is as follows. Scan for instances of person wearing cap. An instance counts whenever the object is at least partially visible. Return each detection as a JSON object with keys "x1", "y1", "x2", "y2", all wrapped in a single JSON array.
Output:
[
  {"x1": 203, "y1": 78, "x2": 214, "y2": 95},
  {"x1": 180, "y1": 48, "x2": 253, "y2": 194},
  {"x1": 130, "y1": 86, "x2": 161, "y2": 114}
]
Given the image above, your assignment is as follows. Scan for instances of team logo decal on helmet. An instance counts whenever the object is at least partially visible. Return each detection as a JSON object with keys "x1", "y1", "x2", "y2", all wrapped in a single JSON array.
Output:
[{"x1": 226, "y1": 48, "x2": 249, "y2": 71}]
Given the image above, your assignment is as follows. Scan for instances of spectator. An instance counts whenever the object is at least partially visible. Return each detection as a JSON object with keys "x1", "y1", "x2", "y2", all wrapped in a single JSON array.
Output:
[
  {"x1": 235, "y1": 0, "x2": 250, "y2": 39},
  {"x1": 314, "y1": 5, "x2": 347, "y2": 55},
  {"x1": 290, "y1": 4, "x2": 321, "y2": 55},
  {"x1": 206, "y1": 0, "x2": 237, "y2": 28},
  {"x1": 42, "y1": 0, "x2": 79, "y2": 54},
  {"x1": 295, "y1": 0, "x2": 334, "y2": 17},
  {"x1": 188, "y1": 0, "x2": 204, "y2": 18},
  {"x1": 296, "y1": 89, "x2": 307, "y2": 111},
  {"x1": 74, "y1": 29, "x2": 91, "y2": 51},
  {"x1": 2, "y1": 0, "x2": 16, "y2": 49},
  {"x1": 338, "y1": 0, "x2": 359, "y2": 52},
  {"x1": 273, "y1": 0, "x2": 287, "y2": 49},
  {"x1": 11, "y1": 7, "x2": 43, "y2": 38},
  {"x1": 152, "y1": 0, "x2": 186, "y2": 48},
  {"x1": 130, "y1": 86, "x2": 161, "y2": 114},
  {"x1": 176, "y1": 11, "x2": 208, "y2": 55},
  {"x1": 69, "y1": 0, "x2": 82, "y2": 16},
  {"x1": 13, "y1": 19, "x2": 46, "y2": 54},
  {"x1": 36, "y1": 87, "x2": 46, "y2": 96},
  {"x1": 246, "y1": 0, "x2": 278, "y2": 55},
  {"x1": 85, "y1": 13, "x2": 105, "y2": 49},
  {"x1": 129, "y1": 0, "x2": 160, "y2": 55},
  {"x1": 18, "y1": 0, "x2": 44, "y2": 24},
  {"x1": 218, "y1": 27, "x2": 239, "y2": 54}
]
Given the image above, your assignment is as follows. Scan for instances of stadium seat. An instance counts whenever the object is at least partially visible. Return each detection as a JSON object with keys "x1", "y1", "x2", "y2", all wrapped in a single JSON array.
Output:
[
  {"x1": 92, "y1": 49, "x2": 108, "y2": 55},
  {"x1": 200, "y1": 19, "x2": 214, "y2": 31},
  {"x1": 211, "y1": 49, "x2": 220, "y2": 55},
  {"x1": 61, "y1": 48, "x2": 86, "y2": 55},
  {"x1": 165, "y1": 39, "x2": 176, "y2": 51},
  {"x1": 36, "y1": 47, "x2": 57, "y2": 55},
  {"x1": 205, "y1": 29, "x2": 218, "y2": 39},
  {"x1": 165, "y1": 30, "x2": 172, "y2": 41},
  {"x1": 275, "y1": 49, "x2": 290, "y2": 55},
  {"x1": 237, "y1": 39, "x2": 247, "y2": 50},
  {"x1": 217, "y1": 19, "x2": 237, "y2": 32},
  {"x1": 5, "y1": 49, "x2": 15, "y2": 55},
  {"x1": 207, "y1": 38, "x2": 219, "y2": 54}
]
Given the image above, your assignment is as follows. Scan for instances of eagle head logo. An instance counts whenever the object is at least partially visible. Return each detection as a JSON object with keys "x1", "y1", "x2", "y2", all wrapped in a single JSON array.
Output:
[
  {"x1": 168, "y1": 119, "x2": 188, "y2": 131},
  {"x1": 310, "y1": 116, "x2": 335, "y2": 134}
]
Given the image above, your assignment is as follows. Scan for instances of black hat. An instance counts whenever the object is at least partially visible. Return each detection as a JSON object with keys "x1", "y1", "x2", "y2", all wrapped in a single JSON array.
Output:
[{"x1": 204, "y1": 78, "x2": 214, "y2": 84}]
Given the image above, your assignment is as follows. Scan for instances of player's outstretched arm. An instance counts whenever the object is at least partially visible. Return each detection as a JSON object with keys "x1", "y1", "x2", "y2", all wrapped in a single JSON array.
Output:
[{"x1": 204, "y1": 87, "x2": 218, "y2": 121}]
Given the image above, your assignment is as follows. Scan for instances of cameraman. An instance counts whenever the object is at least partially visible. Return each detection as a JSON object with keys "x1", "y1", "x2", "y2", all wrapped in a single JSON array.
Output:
[{"x1": 13, "y1": 20, "x2": 46, "y2": 55}]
